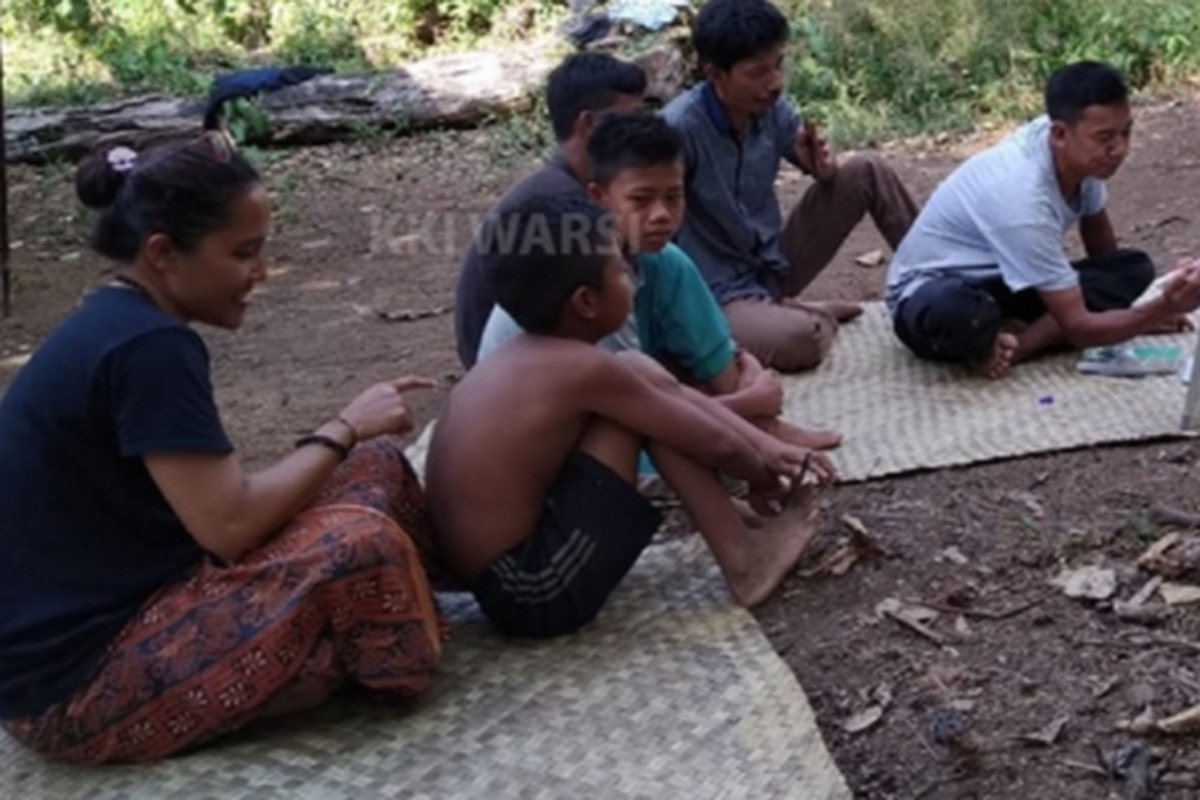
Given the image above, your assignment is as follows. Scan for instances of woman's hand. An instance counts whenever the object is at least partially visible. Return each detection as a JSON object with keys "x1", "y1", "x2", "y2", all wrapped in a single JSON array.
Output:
[{"x1": 337, "y1": 376, "x2": 438, "y2": 441}]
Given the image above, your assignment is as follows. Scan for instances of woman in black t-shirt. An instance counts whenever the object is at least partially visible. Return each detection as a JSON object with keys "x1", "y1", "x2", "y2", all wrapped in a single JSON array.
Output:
[{"x1": 0, "y1": 132, "x2": 447, "y2": 763}]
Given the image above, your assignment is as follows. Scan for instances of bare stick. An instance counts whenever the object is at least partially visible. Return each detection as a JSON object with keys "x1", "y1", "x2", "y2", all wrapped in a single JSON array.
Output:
[
  {"x1": 1061, "y1": 759, "x2": 1108, "y2": 778},
  {"x1": 882, "y1": 608, "x2": 947, "y2": 645},
  {"x1": 905, "y1": 592, "x2": 1050, "y2": 621},
  {"x1": 1149, "y1": 503, "x2": 1200, "y2": 529},
  {"x1": 1074, "y1": 635, "x2": 1200, "y2": 655}
]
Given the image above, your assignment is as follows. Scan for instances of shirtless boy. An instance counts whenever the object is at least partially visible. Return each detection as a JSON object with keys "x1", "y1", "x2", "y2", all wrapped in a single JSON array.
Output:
[{"x1": 426, "y1": 194, "x2": 836, "y2": 638}]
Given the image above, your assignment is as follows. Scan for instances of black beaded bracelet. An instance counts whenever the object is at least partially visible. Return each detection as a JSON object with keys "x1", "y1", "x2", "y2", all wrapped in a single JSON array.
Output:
[
  {"x1": 331, "y1": 415, "x2": 359, "y2": 447},
  {"x1": 295, "y1": 433, "x2": 351, "y2": 461}
]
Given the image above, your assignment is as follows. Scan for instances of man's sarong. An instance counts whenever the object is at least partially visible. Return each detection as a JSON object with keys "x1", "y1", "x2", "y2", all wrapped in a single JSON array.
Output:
[{"x1": 2, "y1": 439, "x2": 447, "y2": 764}]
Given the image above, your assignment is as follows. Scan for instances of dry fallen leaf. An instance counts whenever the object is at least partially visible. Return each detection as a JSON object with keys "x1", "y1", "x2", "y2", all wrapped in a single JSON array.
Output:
[
  {"x1": 1158, "y1": 703, "x2": 1200, "y2": 735},
  {"x1": 841, "y1": 514, "x2": 870, "y2": 537},
  {"x1": 799, "y1": 517, "x2": 884, "y2": 578},
  {"x1": 799, "y1": 538, "x2": 858, "y2": 578},
  {"x1": 876, "y1": 598, "x2": 946, "y2": 644},
  {"x1": 1140, "y1": 532, "x2": 1183, "y2": 565},
  {"x1": 922, "y1": 663, "x2": 965, "y2": 691},
  {"x1": 1160, "y1": 582, "x2": 1200, "y2": 606},
  {"x1": 1009, "y1": 490, "x2": 1046, "y2": 519},
  {"x1": 1137, "y1": 533, "x2": 1200, "y2": 580},
  {"x1": 936, "y1": 546, "x2": 970, "y2": 566},
  {"x1": 1019, "y1": 715, "x2": 1069, "y2": 747},
  {"x1": 876, "y1": 598, "x2": 939, "y2": 625},
  {"x1": 854, "y1": 249, "x2": 887, "y2": 268},
  {"x1": 842, "y1": 705, "x2": 885, "y2": 734}
]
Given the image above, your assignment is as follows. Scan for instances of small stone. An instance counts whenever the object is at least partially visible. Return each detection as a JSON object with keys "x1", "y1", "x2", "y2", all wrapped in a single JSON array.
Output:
[
  {"x1": 1053, "y1": 565, "x2": 1118, "y2": 601},
  {"x1": 1160, "y1": 772, "x2": 1199, "y2": 789},
  {"x1": 1128, "y1": 683, "x2": 1156, "y2": 708},
  {"x1": 936, "y1": 546, "x2": 970, "y2": 566}
]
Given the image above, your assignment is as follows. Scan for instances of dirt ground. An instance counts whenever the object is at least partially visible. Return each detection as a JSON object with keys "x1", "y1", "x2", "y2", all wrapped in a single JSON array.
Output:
[{"x1": 4, "y1": 96, "x2": 1200, "y2": 798}]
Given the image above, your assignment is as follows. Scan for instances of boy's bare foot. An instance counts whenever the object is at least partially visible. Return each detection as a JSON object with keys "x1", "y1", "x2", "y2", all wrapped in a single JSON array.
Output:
[
  {"x1": 968, "y1": 332, "x2": 1018, "y2": 379},
  {"x1": 731, "y1": 496, "x2": 767, "y2": 529},
  {"x1": 726, "y1": 483, "x2": 821, "y2": 608},
  {"x1": 773, "y1": 419, "x2": 843, "y2": 451}
]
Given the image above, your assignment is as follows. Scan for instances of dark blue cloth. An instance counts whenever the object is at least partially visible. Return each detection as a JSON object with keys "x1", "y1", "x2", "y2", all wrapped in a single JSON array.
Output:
[
  {"x1": 203, "y1": 65, "x2": 330, "y2": 129},
  {"x1": 0, "y1": 287, "x2": 233, "y2": 717}
]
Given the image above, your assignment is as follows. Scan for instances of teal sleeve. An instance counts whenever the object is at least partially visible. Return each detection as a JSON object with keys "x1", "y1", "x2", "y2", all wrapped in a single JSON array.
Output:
[{"x1": 640, "y1": 247, "x2": 736, "y2": 384}]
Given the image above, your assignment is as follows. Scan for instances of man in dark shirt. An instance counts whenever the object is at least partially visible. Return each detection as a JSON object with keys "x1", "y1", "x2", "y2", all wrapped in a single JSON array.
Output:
[
  {"x1": 453, "y1": 52, "x2": 646, "y2": 369},
  {"x1": 664, "y1": 0, "x2": 920, "y2": 373}
]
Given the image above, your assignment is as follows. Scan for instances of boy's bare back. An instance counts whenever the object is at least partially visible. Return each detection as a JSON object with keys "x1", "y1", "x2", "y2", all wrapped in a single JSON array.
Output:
[
  {"x1": 426, "y1": 333, "x2": 760, "y2": 580},
  {"x1": 427, "y1": 336, "x2": 631, "y2": 579}
]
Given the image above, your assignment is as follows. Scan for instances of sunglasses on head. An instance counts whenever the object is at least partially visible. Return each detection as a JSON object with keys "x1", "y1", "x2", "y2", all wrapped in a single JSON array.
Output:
[{"x1": 200, "y1": 128, "x2": 238, "y2": 163}]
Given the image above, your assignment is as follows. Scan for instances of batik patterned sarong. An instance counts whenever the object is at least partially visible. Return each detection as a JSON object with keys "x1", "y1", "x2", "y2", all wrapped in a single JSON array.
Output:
[{"x1": 2, "y1": 438, "x2": 447, "y2": 764}]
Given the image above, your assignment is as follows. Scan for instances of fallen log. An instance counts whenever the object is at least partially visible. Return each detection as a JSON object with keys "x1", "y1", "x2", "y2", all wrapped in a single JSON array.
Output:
[{"x1": 5, "y1": 48, "x2": 558, "y2": 164}]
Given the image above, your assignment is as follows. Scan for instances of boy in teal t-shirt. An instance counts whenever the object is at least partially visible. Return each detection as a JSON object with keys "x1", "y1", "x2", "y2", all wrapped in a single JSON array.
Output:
[
  {"x1": 627, "y1": 243, "x2": 734, "y2": 385},
  {"x1": 587, "y1": 111, "x2": 839, "y2": 452},
  {"x1": 477, "y1": 111, "x2": 840, "y2": 452}
]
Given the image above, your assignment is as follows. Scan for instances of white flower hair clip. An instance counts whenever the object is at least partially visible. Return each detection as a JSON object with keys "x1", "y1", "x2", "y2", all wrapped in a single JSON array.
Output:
[{"x1": 106, "y1": 146, "x2": 138, "y2": 173}]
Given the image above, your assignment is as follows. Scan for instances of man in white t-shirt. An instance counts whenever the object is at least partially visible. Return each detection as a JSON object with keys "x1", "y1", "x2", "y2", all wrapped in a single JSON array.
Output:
[{"x1": 886, "y1": 61, "x2": 1200, "y2": 378}]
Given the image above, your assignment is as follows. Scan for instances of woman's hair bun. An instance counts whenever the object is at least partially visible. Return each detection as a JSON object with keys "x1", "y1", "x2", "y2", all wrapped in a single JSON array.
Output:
[{"x1": 75, "y1": 146, "x2": 138, "y2": 210}]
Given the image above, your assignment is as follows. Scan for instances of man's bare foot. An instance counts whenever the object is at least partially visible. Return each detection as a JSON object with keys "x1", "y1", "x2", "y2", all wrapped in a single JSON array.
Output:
[
  {"x1": 968, "y1": 332, "x2": 1018, "y2": 379},
  {"x1": 773, "y1": 419, "x2": 842, "y2": 451},
  {"x1": 725, "y1": 483, "x2": 821, "y2": 608},
  {"x1": 999, "y1": 318, "x2": 1029, "y2": 334},
  {"x1": 788, "y1": 299, "x2": 864, "y2": 323},
  {"x1": 1147, "y1": 313, "x2": 1195, "y2": 334}
]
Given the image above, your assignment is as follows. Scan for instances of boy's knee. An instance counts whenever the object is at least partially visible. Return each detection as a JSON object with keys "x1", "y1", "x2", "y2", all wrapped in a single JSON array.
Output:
[{"x1": 770, "y1": 313, "x2": 835, "y2": 373}]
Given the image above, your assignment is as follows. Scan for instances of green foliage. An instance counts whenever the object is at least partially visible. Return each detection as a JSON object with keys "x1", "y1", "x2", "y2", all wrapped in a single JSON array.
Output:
[
  {"x1": 782, "y1": 0, "x2": 1200, "y2": 145},
  {"x1": 484, "y1": 91, "x2": 555, "y2": 167},
  {"x1": 7, "y1": 0, "x2": 1200, "y2": 147},
  {"x1": 4, "y1": 0, "x2": 563, "y2": 104},
  {"x1": 224, "y1": 97, "x2": 270, "y2": 144},
  {"x1": 270, "y1": 4, "x2": 367, "y2": 69}
]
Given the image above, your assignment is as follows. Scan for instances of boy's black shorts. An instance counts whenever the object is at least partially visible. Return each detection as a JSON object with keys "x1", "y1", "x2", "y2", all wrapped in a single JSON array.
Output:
[{"x1": 469, "y1": 451, "x2": 662, "y2": 638}]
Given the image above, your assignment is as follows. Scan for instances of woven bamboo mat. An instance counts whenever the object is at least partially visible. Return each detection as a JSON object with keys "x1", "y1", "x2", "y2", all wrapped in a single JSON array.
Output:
[
  {"x1": 1, "y1": 535, "x2": 850, "y2": 800},
  {"x1": 784, "y1": 302, "x2": 1197, "y2": 483}
]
